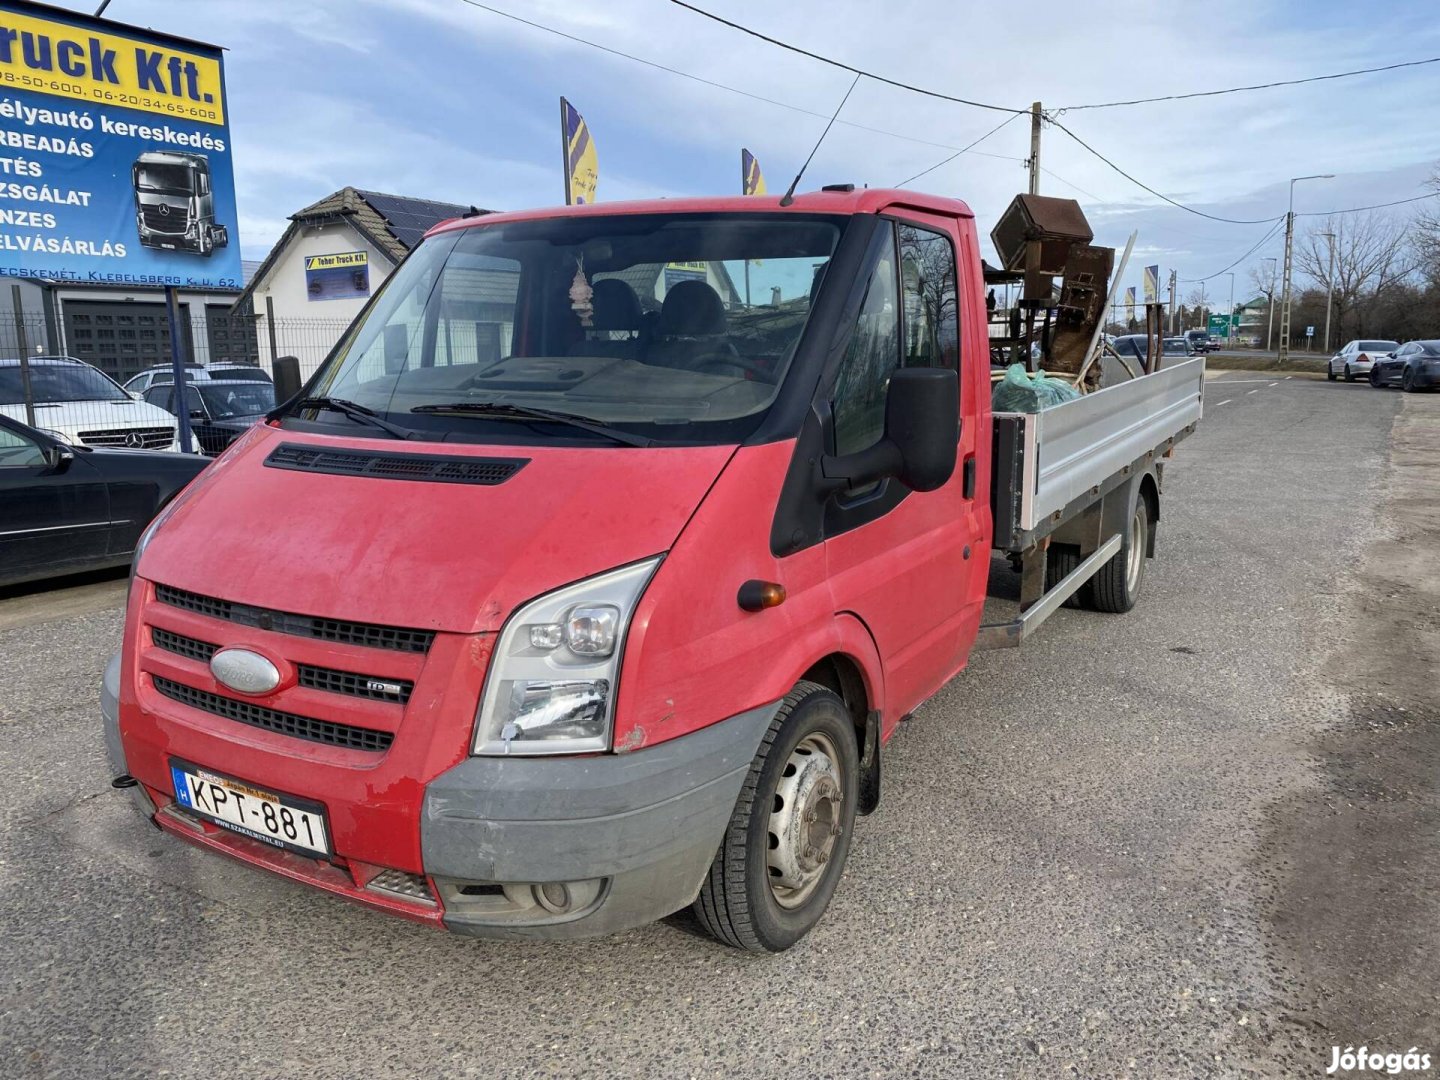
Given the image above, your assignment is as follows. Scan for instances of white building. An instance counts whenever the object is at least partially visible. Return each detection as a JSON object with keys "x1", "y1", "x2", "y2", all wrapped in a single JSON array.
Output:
[{"x1": 235, "y1": 188, "x2": 485, "y2": 373}]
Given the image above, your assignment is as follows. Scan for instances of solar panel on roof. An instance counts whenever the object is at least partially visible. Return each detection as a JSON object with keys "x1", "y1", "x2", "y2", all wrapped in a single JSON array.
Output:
[{"x1": 358, "y1": 190, "x2": 473, "y2": 251}]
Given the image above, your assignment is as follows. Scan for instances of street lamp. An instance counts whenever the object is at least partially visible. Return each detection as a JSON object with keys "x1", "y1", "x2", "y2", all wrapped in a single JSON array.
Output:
[
  {"x1": 1262, "y1": 257, "x2": 1277, "y2": 353},
  {"x1": 1279, "y1": 174, "x2": 1334, "y2": 362}
]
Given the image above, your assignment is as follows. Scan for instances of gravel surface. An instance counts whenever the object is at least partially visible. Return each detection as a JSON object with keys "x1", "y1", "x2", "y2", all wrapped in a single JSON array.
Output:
[{"x1": 1, "y1": 374, "x2": 1435, "y2": 1079}]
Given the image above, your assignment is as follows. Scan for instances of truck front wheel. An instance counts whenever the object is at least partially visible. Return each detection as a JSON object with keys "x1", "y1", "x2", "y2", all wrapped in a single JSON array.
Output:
[
  {"x1": 1090, "y1": 495, "x2": 1152, "y2": 613},
  {"x1": 694, "y1": 681, "x2": 859, "y2": 952}
]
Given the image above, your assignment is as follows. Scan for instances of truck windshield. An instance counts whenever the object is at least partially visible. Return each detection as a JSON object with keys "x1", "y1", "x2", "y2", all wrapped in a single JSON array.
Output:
[
  {"x1": 135, "y1": 163, "x2": 194, "y2": 194},
  {"x1": 301, "y1": 212, "x2": 844, "y2": 446}
]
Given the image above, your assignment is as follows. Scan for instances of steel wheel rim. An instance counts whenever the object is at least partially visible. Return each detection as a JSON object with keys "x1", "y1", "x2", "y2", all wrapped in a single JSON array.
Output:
[
  {"x1": 766, "y1": 732, "x2": 844, "y2": 909},
  {"x1": 1125, "y1": 505, "x2": 1145, "y2": 594}
]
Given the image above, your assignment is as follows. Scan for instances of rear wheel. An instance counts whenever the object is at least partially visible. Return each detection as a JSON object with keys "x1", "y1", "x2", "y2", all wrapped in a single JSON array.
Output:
[
  {"x1": 1344, "y1": 364, "x2": 1354, "y2": 382},
  {"x1": 1090, "y1": 496, "x2": 1151, "y2": 614},
  {"x1": 693, "y1": 682, "x2": 859, "y2": 952},
  {"x1": 1046, "y1": 543, "x2": 1093, "y2": 610},
  {"x1": 1403, "y1": 368, "x2": 1417, "y2": 393}
]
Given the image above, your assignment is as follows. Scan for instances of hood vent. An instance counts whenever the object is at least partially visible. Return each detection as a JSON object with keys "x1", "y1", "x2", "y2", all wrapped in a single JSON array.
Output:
[{"x1": 265, "y1": 443, "x2": 527, "y2": 485}]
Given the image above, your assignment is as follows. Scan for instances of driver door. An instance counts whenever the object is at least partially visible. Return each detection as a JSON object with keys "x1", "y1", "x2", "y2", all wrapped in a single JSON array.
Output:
[{"x1": 0, "y1": 424, "x2": 111, "y2": 582}]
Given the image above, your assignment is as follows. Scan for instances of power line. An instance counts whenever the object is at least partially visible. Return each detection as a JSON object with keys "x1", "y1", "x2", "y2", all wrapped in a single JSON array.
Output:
[
  {"x1": 1179, "y1": 218, "x2": 1287, "y2": 282},
  {"x1": 1296, "y1": 191, "x2": 1440, "y2": 216},
  {"x1": 452, "y1": 0, "x2": 1027, "y2": 165},
  {"x1": 1058, "y1": 56, "x2": 1440, "y2": 111},
  {"x1": 664, "y1": 0, "x2": 1025, "y2": 115},
  {"x1": 896, "y1": 113, "x2": 1022, "y2": 187},
  {"x1": 1045, "y1": 115, "x2": 1284, "y2": 225}
]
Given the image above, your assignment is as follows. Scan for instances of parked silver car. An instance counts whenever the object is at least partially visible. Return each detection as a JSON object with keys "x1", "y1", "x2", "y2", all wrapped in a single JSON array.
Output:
[{"x1": 1327, "y1": 339, "x2": 1399, "y2": 382}]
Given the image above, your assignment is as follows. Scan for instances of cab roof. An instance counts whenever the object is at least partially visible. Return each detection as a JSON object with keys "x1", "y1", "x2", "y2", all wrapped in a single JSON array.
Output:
[{"x1": 425, "y1": 187, "x2": 974, "y2": 241}]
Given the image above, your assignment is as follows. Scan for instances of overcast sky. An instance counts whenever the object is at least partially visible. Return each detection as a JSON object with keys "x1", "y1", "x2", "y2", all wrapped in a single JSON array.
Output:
[{"x1": 55, "y1": 0, "x2": 1440, "y2": 303}]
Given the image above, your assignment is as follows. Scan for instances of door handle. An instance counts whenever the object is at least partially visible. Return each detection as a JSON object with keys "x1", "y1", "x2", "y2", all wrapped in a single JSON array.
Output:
[{"x1": 962, "y1": 455, "x2": 976, "y2": 500}]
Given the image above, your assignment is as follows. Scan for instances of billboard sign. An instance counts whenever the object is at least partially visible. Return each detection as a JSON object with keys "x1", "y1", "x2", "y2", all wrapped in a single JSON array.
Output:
[
  {"x1": 0, "y1": 0, "x2": 241, "y2": 289},
  {"x1": 305, "y1": 250, "x2": 369, "y2": 301},
  {"x1": 1142, "y1": 264, "x2": 1159, "y2": 304}
]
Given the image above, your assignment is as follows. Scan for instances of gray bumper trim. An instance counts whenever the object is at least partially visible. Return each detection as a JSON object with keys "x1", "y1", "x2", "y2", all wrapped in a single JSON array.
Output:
[
  {"x1": 421, "y1": 700, "x2": 780, "y2": 939},
  {"x1": 102, "y1": 652, "x2": 158, "y2": 820}
]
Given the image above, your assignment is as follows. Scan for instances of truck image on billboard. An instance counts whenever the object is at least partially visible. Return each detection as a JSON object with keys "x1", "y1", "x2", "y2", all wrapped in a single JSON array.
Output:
[{"x1": 0, "y1": 0, "x2": 240, "y2": 288}]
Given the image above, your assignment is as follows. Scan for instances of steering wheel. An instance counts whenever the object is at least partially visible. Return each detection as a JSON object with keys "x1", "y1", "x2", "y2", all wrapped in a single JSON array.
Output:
[{"x1": 693, "y1": 344, "x2": 777, "y2": 382}]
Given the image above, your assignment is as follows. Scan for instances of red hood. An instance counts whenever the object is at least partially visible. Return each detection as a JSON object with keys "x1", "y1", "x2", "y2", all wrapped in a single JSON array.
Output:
[{"x1": 139, "y1": 424, "x2": 735, "y2": 634}]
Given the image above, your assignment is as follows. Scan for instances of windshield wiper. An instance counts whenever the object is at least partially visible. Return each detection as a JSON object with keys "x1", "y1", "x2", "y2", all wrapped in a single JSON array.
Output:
[
  {"x1": 409, "y1": 402, "x2": 654, "y2": 448},
  {"x1": 282, "y1": 396, "x2": 416, "y2": 440}
]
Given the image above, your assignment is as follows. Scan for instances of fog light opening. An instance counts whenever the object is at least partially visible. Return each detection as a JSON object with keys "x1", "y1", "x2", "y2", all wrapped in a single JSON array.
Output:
[{"x1": 535, "y1": 882, "x2": 572, "y2": 913}]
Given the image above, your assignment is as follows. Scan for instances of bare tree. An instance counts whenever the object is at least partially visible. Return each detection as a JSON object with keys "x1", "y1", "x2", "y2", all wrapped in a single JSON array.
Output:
[
  {"x1": 1184, "y1": 287, "x2": 1210, "y2": 329},
  {"x1": 1415, "y1": 169, "x2": 1440, "y2": 287},
  {"x1": 1295, "y1": 211, "x2": 1414, "y2": 339}
]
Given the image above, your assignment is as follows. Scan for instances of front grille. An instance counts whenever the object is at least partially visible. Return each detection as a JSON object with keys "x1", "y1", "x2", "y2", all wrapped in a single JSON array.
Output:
[
  {"x1": 366, "y1": 869, "x2": 436, "y2": 905},
  {"x1": 297, "y1": 665, "x2": 412, "y2": 704},
  {"x1": 152, "y1": 627, "x2": 214, "y2": 662},
  {"x1": 265, "y1": 443, "x2": 527, "y2": 486},
  {"x1": 154, "y1": 583, "x2": 434, "y2": 654},
  {"x1": 151, "y1": 627, "x2": 414, "y2": 704},
  {"x1": 77, "y1": 426, "x2": 173, "y2": 449},
  {"x1": 152, "y1": 676, "x2": 394, "y2": 753},
  {"x1": 140, "y1": 204, "x2": 186, "y2": 232}
]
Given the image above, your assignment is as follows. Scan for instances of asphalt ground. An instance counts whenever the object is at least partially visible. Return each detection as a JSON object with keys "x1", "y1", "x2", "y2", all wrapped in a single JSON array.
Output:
[{"x1": 1, "y1": 372, "x2": 1436, "y2": 1079}]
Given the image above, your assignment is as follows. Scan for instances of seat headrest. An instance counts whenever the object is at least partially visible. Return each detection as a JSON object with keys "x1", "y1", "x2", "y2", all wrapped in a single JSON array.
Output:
[
  {"x1": 657, "y1": 280, "x2": 726, "y2": 336},
  {"x1": 590, "y1": 278, "x2": 642, "y2": 332}
]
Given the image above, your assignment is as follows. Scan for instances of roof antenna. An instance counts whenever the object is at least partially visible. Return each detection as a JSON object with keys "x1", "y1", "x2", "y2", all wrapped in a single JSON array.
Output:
[{"x1": 779, "y1": 72, "x2": 862, "y2": 207}]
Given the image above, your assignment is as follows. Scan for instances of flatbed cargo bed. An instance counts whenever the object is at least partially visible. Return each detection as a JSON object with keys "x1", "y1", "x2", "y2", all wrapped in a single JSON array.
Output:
[{"x1": 990, "y1": 358, "x2": 1205, "y2": 554}]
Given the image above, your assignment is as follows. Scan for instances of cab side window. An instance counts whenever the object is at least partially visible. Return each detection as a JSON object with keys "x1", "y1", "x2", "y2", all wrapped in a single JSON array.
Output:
[
  {"x1": 831, "y1": 239, "x2": 899, "y2": 457},
  {"x1": 830, "y1": 221, "x2": 960, "y2": 458},
  {"x1": 0, "y1": 425, "x2": 47, "y2": 468}
]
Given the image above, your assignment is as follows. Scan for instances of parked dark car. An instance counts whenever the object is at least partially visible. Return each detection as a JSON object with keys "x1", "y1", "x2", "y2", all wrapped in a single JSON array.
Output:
[
  {"x1": 144, "y1": 379, "x2": 275, "y2": 456},
  {"x1": 1369, "y1": 340, "x2": 1440, "y2": 392},
  {"x1": 1112, "y1": 334, "x2": 1195, "y2": 368},
  {"x1": 0, "y1": 413, "x2": 207, "y2": 588}
]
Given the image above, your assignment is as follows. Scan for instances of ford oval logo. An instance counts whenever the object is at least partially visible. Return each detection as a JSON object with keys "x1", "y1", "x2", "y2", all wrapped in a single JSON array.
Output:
[{"x1": 210, "y1": 648, "x2": 280, "y2": 695}]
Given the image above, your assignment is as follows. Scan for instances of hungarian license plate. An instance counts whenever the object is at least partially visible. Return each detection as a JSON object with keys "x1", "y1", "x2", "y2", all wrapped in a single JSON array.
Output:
[{"x1": 170, "y1": 760, "x2": 330, "y2": 857}]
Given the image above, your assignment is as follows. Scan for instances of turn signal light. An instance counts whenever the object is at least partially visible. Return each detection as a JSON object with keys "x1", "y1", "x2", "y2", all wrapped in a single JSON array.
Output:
[{"x1": 737, "y1": 580, "x2": 787, "y2": 612}]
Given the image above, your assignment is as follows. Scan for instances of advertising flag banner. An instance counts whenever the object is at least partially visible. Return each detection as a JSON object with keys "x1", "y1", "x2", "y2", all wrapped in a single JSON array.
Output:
[
  {"x1": 1125, "y1": 286, "x2": 1136, "y2": 323},
  {"x1": 561, "y1": 97, "x2": 598, "y2": 205},
  {"x1": 0, "y1": 0, "x2": 241, "y2": 288},
  {"x1": 741, "y1": 148, "x2": 766, "y2": 196},
  {"x1": 1143, "y1": 264, "x2": 1159, "y2": 304}
]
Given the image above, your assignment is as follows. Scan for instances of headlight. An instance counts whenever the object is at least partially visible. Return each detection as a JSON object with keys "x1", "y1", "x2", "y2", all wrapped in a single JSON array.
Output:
[{"x1": 473, "y1": 557, "x2": 661, "y2": 756}]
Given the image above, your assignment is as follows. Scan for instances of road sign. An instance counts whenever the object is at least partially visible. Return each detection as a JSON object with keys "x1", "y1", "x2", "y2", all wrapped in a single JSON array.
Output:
[
  {"x1": 1208, "y1": 314, "x2": 1241, "y2": 337},
  {"x1": 1306, "y1": 326, "x2": 1315, "y2": 338}
]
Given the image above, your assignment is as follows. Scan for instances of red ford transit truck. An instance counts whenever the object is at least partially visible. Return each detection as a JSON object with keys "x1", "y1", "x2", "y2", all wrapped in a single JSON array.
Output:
[{"x1": 103, "y1": 188, "x2": 1202, "y2": 951}]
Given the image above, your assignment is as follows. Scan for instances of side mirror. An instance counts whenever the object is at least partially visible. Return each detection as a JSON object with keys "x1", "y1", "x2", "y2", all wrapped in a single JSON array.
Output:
[
  {"x1": 128, "y1": 390, "x2": 143, "y2": 401},
  {"x1": 44, "y1": 443, "x2": 74, "y2": 474},
  {"x1": 821, "y1": 367, "x2": 959, "y2": 494},
  {"x1": 273, "y1": 356, "x2": 303, "y2": 406},
  {"x1": 189, "y1": 409, "x2": 206, "y2": 420},
  {"x1": 384, "y1": 323, "x2": 410, "y2": 374}
]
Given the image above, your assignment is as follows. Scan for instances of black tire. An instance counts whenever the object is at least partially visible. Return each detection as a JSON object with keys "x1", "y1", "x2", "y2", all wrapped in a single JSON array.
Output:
[
  {"x1": 1344, "y1": 365, "x2": 1354, "y2": 382},
  {"x1": 1046, "y1": 543, "x2": 1093, "y2": 610},
  {"x1": 1327, "y1": 365, "x2": 1338, "y2": 382},
  {"x1": 1370, "y1": 368, "x2": 1382, "y2": 388},
  {"x1": 1403, "y1": 368, "x2": 1417, "y2": 393},
  {"x1": 693, "y1": 681, "x2": 859, "y2": 952},
  {"x1": 1090, "y1": 493, "x2": 1151, "y2": 614}
]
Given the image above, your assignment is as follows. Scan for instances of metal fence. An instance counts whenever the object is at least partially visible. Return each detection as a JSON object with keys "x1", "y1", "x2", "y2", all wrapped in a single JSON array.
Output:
[{"x1": 1, "y1": 309, "x2": 352, "y2": 456}]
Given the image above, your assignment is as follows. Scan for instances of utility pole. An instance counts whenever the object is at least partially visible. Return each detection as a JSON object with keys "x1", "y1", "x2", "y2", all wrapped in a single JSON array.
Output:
[
  {"x1": 1279, "y1": 174, "x2": 1333, "y2": 363},
  {"x1": 1027, "y1": 102, "x2": 1042, "y2": 195},
  {"x1": 1262, "y1": 257, "x2": 1277, "y2": 353},
  {"x1": 1168, "y1": 270, "x2": 1177, "y2": 334},
  {"x1": 1224, "y1": 272, "x2": 1235, "y2": 350},
  {"x1": 1320, "y1": 231, "x2": 1336, "y2": 354}
]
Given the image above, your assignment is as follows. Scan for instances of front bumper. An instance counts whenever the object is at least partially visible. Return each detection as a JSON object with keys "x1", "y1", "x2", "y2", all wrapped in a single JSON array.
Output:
[{"x1": 105, "y1": 653, "x2": 777, "y2": 940}]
